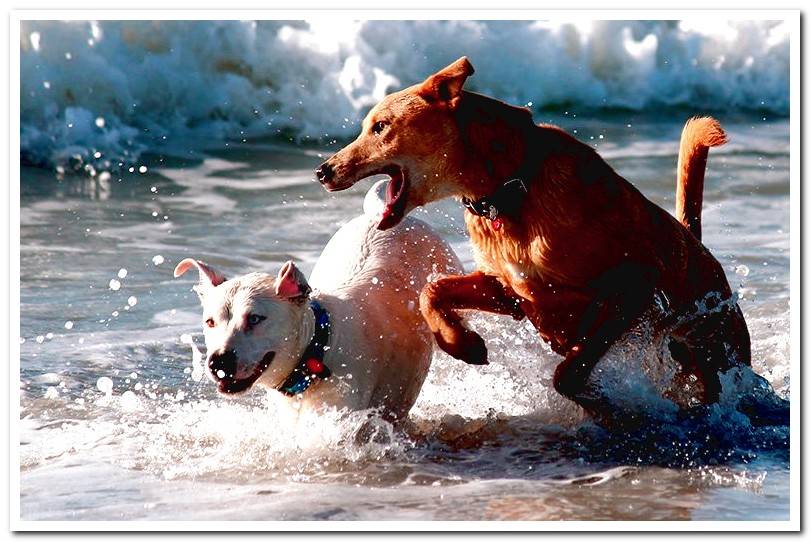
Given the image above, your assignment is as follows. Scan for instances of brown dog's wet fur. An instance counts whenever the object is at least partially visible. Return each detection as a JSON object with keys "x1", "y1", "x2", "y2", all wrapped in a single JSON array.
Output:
[{"x1": 318, "y1": 57, "x2": 751, "y2": 409}]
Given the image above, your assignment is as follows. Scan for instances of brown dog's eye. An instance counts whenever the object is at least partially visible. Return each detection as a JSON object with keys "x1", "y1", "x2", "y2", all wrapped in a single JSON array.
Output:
[
  {"x1": 372, "y1": 121, "x2": 387, "y2": 135},
  {"x1": 205, "y1": 318, "x2": 215, "y2": 328}
]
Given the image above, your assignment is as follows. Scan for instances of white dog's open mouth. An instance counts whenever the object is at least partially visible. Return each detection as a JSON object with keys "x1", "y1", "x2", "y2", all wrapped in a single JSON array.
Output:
[
  {"x1": 377, "y1": 166, "x2": 409, "y2": 230},
  {"x1": 217, "y1": 351, "x2": 275, "y2": 395}
]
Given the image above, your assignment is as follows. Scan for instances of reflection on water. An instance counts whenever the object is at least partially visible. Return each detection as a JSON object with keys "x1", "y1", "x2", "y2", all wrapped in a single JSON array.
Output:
[{"x1": 19, "y1": 115, "x2": 791, "y2": 521}]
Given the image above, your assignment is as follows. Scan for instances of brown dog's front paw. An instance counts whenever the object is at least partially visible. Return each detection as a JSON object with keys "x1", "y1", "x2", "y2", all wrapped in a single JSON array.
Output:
[
  {"x1": 459, "y1": 330, "x2": 489, "y2": 365},
  {"x1": 435, "y1": 329, "x2": 489, "y2": 365},
  {"x1": 552, "y1": 348, "x2": 591, "y2": 400}
]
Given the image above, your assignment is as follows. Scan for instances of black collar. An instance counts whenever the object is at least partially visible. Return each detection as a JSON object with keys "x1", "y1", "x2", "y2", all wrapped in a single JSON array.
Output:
[
  {"x1": 462, "y1": 177, "x2": 529, "y2": 226},
  {"x1": 276, "y1": 300, "x2": 332, "y2": 396},
  {"x1": 461, "y1": 138, "x2": 538, "y2": 226}
]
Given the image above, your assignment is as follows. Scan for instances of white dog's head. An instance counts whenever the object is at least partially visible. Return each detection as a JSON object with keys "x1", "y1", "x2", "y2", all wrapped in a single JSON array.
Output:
[{"x1": 174, "y1": 258, "x2": 313, "y2": 395}]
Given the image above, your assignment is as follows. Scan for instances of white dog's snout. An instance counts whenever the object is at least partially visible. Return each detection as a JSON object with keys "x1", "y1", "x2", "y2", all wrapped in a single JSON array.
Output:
[{"x1": 208, "y1": 349, "x2": 238, "y2": 379}]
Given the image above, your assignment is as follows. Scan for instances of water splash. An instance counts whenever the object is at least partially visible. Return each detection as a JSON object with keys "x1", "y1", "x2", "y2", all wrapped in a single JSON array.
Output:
[{"x1": 20, "y1": 20, "x2": 789, "y2": 171}]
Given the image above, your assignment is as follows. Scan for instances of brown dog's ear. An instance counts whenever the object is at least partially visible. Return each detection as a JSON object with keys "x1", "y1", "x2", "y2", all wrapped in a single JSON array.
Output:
[
  {"x1": 419, "y1": 56, "x2": 475, "y2": 109},
  {"x1": 174, "y1": 258, "x2": 227, "y2": 295},
  {"x1": 275, "y1": 261, "x2": 311, "y2": 300}
]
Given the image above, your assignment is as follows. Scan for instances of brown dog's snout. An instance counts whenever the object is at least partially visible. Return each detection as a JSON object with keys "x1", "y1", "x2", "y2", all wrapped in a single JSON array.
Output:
[
  {"x1": 208, "y1": 349, "x2": 237, "y2": 379},
  {"x1": 315, "y1": 161, "x2": 335, "y2": 185}
]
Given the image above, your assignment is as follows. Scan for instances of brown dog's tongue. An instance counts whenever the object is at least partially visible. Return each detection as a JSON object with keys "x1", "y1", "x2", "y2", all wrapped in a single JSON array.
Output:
[
  {"x1": 378, "y1": 206, "x2": 399, "y2": 230},
  {"x1": 377, "y1": 171, "x2": 407, "y2": 230}
]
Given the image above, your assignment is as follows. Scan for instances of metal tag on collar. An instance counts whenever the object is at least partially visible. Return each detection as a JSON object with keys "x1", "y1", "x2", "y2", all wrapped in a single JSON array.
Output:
[
  {"x1": 488, "y1": 204, "x2": 499, "y2": 221},
  {"x1": 488, "y1": 206, "x2": 503, "y2": 230}
]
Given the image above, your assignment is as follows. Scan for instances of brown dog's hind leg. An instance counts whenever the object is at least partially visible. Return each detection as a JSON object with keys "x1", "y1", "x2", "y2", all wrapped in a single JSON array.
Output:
[
  {"x1": 552, "y1": 264, "x2": 658, "y2": 405},
  {"x1": 668, "y1": 303, "x2": 751, "y2": 404},
  {"x1": 420, "y1": 272, "x2": 525, "y2": 365}
]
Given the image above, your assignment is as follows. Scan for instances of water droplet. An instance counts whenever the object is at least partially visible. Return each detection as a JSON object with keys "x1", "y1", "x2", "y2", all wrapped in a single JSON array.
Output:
[
  {"x1": 371, "y1": 277, "x2": 379, "y2": 285},
  {"x1": 735, "y1": 265, "x2": 750, "y2": 277},
  {"x1": 109, "y1": 279, "x2": 121, "y2": 291},
  {"x1": 216, "y1": 369, "x2": 226, "y2": 379},
  {"x1": 139, "y1": 166, "x2": 148, "y2": 174},
  {"x1": 35, "y1": 335, "x2": 44, "y2": 344},
  {"x1": 96, "y1": 376, "x2": 113, "y2": 395},
  {"x1": 127, "y1": 296, "x2": 138, "y2": 307},
  {"x1": 95, "y1": 117, "x2": 105, "y2": 128},
  {"x1": 152, "y1": 255, "x2": 165, "y2": 266},
  {"x1": 117, "y1": 268, "x2": 128, "y2": 279}
]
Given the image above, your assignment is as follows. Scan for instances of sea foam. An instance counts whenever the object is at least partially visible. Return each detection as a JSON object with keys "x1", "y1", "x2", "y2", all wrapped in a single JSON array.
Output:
[{"x1": 21, "y1": 20, "x2": 790, "y2": 171}]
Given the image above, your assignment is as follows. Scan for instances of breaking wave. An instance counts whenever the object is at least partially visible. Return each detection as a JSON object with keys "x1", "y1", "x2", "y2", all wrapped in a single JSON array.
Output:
[{"x1": 20, "y1": 19, "x2": 789, "y2": 171}]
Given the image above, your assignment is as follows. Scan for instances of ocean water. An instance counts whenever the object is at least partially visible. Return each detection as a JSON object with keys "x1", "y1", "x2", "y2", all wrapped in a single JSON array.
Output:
[
  {"x1": 18, "y1": 20, "x2": 791, "y2": 523},
  {"x1": 21, "y1": 20, "x2": 789, "y2": 172}
]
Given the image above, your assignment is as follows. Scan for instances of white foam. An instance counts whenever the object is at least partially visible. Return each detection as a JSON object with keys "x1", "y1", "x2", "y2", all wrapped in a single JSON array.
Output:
[{"x1": 21, "y1": 20, "x2": 789, "y2": 171}]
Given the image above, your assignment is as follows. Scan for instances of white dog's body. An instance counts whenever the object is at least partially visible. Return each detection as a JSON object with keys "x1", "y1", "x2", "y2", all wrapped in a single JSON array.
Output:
[{"x1": 175, "y1": 181, "x2": 462, "y2": 419}]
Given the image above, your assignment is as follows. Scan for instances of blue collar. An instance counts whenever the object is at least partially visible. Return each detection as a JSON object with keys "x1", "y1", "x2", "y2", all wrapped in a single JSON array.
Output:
[{"x1": 277, "y1": 300, "x2": 332, "y2": 396}]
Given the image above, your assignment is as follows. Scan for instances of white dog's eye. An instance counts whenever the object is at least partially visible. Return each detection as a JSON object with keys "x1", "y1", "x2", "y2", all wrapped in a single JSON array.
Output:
[
  {"x1": 247, "y1": 314, "x2": 266, "y2": 326},
  {"x1": 205, "y1": 318, "x2": 215, "y2": 328}
]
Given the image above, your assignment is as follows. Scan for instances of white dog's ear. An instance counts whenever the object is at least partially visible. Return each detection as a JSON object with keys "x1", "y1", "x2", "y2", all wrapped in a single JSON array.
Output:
[
  {"x1": 275, "y1": 261, "x2": 311, "y2": 300},
  {"x1": 420, "y1": 56, "x2": 474, "y2": 109},
  {"x1": 174, "y1": 258, "x2": 227, "y2": 295}
]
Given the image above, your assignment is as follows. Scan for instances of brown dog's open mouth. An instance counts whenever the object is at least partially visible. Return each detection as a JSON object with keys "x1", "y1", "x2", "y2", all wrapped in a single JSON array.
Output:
[
  {"x1": 217, "y1": 351, "x2": 275, "y2": 395},
  {"x1": 377, "y1": 167, "x2": 409, "y2": 230}
]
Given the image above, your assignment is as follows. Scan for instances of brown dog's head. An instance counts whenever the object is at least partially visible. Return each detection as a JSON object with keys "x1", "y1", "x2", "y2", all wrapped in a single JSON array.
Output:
[{"x1": 315, "y1": 57, "x2": 475, "y2": 230}]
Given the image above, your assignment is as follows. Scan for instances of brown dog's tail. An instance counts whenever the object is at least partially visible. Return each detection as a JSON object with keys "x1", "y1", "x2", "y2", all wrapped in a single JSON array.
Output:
[{"x1": 675, "y1": 116, "x2": 727, "y2": 241}]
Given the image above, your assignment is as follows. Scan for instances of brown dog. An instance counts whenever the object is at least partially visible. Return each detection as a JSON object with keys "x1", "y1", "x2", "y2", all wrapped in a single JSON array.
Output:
[{"x1": 315, "y1": 57, "x2": 750, "y2": 408}]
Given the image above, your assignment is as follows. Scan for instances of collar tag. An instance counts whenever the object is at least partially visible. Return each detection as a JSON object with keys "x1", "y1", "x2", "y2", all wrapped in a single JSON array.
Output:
[
  {"x1": 462, "y1": 177, "x2": 529, "y2": 227},
  {"x1": 488, "y1": 204, "x2": 499, "y2": 221}
]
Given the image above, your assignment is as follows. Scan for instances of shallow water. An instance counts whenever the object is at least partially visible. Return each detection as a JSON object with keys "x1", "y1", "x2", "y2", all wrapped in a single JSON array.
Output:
[{"x1": 19, "y1": 113, "x2": 790, "y2": 521}]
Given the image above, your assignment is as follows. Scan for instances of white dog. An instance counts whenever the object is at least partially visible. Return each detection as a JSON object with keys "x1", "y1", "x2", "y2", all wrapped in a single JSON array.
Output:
[{"x1": 174, "y1": 180, "x2": 462, "y2": 419}]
